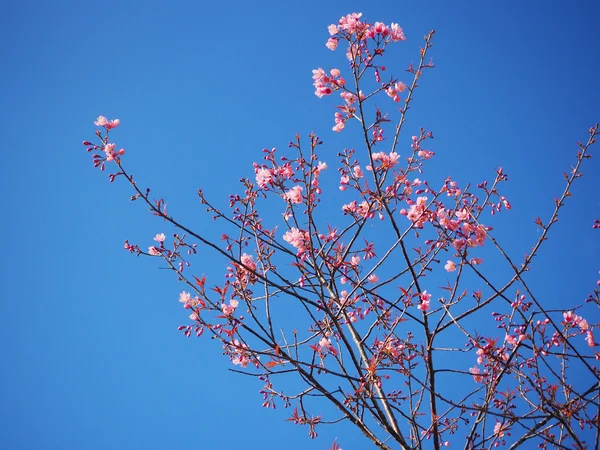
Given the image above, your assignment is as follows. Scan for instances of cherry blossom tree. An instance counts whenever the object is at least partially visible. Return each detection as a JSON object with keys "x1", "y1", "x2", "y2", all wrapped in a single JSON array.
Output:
[{"x1": 83, "y1": 12, "x2": 599, "y2": 450}]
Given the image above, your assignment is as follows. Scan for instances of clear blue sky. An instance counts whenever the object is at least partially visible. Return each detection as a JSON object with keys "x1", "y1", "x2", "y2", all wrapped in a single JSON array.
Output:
[{"x1": 2, "y1": 1, "x2": 599, "y2": 449}]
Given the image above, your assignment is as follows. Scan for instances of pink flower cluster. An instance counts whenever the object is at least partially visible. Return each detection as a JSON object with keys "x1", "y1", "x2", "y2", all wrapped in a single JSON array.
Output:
[
  {"x1": 327, "y1": 13, "x2": 405, "y2": 42},
  {"x1": 283, "y1": 228, "x2": 309, "y2": 256},
  {"x1": 331, "y1": 12, "x2": 366, "y2": 35},
  {"x1": 444, "y1": 260, "x2": 457, "y2": 272},
  {"x1": 222, "y1": 299, "x2": 239, "y2": 316},
  {"x1": 254, "y1": 158, "x2": 294, "y2": 190},
  {"x1": 284, "y1": 185, "x2": 303, "y2": 204},
  {"x1": 229, "y1": 339, "x2": 252, "y2": 368},
  {"x1": 405, "y1": 196, "x2": 428, "y2": 228},
  {"x1": 385, "y1": 81, "x2": 407, "y2": 102},
  {"x1": 417, "y1": 290, "x2": 432, "y2": 312},
  {"x1": 178, "y1": 291, "x2": 202, "y2": 316},
  {"x1": 563, "y1": 311, "x2": 595, "y2": 347},
  {"x1": 469, "y1": 366, "x2": 484, "y2": 383},
  {"x1": 312, "y1": 68, "x2": 345, "y2": 98},
  {"x1": 411, "y1": 136, "x2": 435, "y2": 160},
  {"x1": 368, "y1": 151, "x2": 399, "y2": 170},
  {"x1": 342, "y1": 200, "x2": 375, "y2": 219},
  {"x1": 94, "y1": 115, "x2": 120, "y2": 130}
]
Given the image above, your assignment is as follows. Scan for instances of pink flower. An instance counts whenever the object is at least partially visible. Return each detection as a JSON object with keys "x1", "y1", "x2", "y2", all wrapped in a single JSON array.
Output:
[
  {"x1": 586, "y1": 330, "x2": 596, "y2": 347},
  {"x1": 333, "y1": 112, "x2": 345, "y2": 132},
  {"x1": 148, "y1": 246, "x2": 161, "y2": 256},
  {"x1": 350, "y1": 255, "x2": 361, "y2": 266},
  {"x1": 255, "y1": 167, "x2": 273, "y2": 189},
  {"x1": 371, "y1": 151, "x2": 399, "y2": 168},
  {"x1": 154, "y1": 233, "x2": 166, "y2": 243},
  {"x1": 418, "y1": 290, "x2": 432, "y2": 311},
  {"x1": 469, "y1": 366, "x2": 483, "y2": 383},
  {"x1": 94, "y1": 115, "x2": 120, "y2": 129},
  {"x1": 493, "y1": 421, "x2": 508, "y2": 438},
  {"x1": 452, "y1": 238, "x2": 467, "y2": 251},
  {"x1": 372, "y1": 22, "x2": 389, "y2": 36},
  {"x1": 283, "y1": 228, "x2": 307, "y2": 250},
  {"x1": 284, "y1": 185, "x2": 303, "y2": 204},
  {"x1": 390, "y1": 23, "x2": 405, "y2": 42},
  {"x1": 221, "y1": 299, "x2": 239, "y2": 316},
  {"x1": 179, "y1": 291, "x2": 199, "y2": 309},
  {"x1": 340, "y1": 91, "x2": 357, "y2": 106},
  {"x1": 470, "y1": 257, "x2": 483, "y2": 265},
  {"x1": 455, "y1": 208, "x2": 470, "y2": 221},
  {"x1": 406, "y1": 196, "x2": 428, "y2": 227},
  {"x1": 326, "y1": 38, "x2": 338, "y2": 51},
  {"x1": 319, "y1": 337, "x2": 331, "y2": 349},
  {"x1": 312, "y1": 68, "x2": 344, "y2": 98},
  {"x1": 240, "y1": 253, "x2": 256, "y2": 271},
  {"x1": 328, "y1": 24, "x2": 338, "y2": 35},
  {"x1": 445, "y1": 260, "x2": 456, "y2": 272},
  {"x1": 338, "y1": 12, "x2": 363, "y2": 33},
  {"x1": 315, "y1": 161, "x2": 328, "y2": 174},
  {"x1": 230, "y1": 339, "x2": 251, "y2": 367},
  {"x1": 368, "y1": 274, "x2": 379, "y2": 283},
  {"x1": 94, "y1": 116, "x2": 108, "y2": 127}
]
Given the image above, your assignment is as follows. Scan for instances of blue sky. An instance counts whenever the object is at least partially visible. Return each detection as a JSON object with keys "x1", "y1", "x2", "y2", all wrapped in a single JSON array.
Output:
[{"x1": 2, "y1": 1, "x2": 599, "y2": 449}]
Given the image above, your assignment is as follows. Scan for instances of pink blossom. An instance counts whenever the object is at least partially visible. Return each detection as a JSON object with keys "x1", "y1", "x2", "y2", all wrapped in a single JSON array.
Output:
[
  {"x1": 148, "y1": 246, "x2": 161, "y2": 256},
  {"x1": 319, "y1": 337, "x2": 331, "y2": 349},
  {"x1": 390, "y1": 23, "x2": 405, "y2": 41},
  {"x1": 338, "y1": 12, "x2": 364, "y2": 34},
  {"x1": 230, "y1": 339, "x2": 251, "y2": 367},
  {"x1": 255, "y1": 167, "x2": 273, "y2": 189},
  {"x1": 418, "y1": 290, "x2": 431, "y2": 311},
  {"x1": 353, "y1": 166, "x2": 363, "y2": 178},
  {"x1": 284, "y1": 185, "x2": 303, "y2": 204},
  {"x1": 342, "y1": 201, "x2": 357, "y2": 213},
  {"x1": 222, "y1": 299, "x2": 239, "y2": 316},
  {"x1": 154, "y1": 233, "x2": 166, "y2": 243},
  {"x1": 455, "y1": 208, "x2": 470, "y2": 221},
  {"x1": 313, "y1": 68, "x2": 344, "y2": 98},
  {"x1": 493, "y1": 421, "x2": 508, "y2": 438},
  {"x1": 278, "y1": 164, "x2": 294, "y2": 179},
  {"x1": 476, "y1": 348, "x2": 485, "y2": 364},
  {"x1": 283, "y1": 227, "x2": 307, "y2": 250},
  {"x1": 94, "y1": 116, "x2": 108, "y2": 127},
  {"x1": 103, "y1": 143, "x2": 117, "y2": 161},
  {"x1": 406, "y1": 196, "x2": 428, "y2": 227},
  {"x1": 326, "y1": 38, "x2": 338, "y2": 51},
  {"x1": 315, "y1": 161, "x2": 328, "y2": 174},
  {"x1": 470, "y1": 257, "x2": 483, "y2": 265},
  {"x1": 469, "y1": 366, "x2": 483, "y2": 383},
  {"x1": 372, "y1": 151, "x2": 400, "y2": 168},
  {"x1": 385, "y1": 81, "x2": 406, "y2": 102},
  {"x1": 333, "y1": 112, "x2": 345, "y2": 132},
  {"x1": 452, "y1": 238, "x2": 467, "y2": 251},
  {"x1": 350, "y1": 255, "x2": 360, "y2": 266},
  {"x1": 586, "y1": 330, "x2": 596, "y2": 347},
  {"x1": 94, "y1": 115, "x2": 120, "y2": 129},
  {"x1": 417, "y1": 149, "x2": 435, "y2": 160},
  {"x1": 328, "y1": 24, "x2": 338, "y2": 35},
  {"x1": 445, "y1": 260, "x2": 457, "y2": 272},
  {"x1": 240, "y1": 253, "x2": 256, "y2": 271},
  {"x1": 368, "y1": 274, "x2": 379, "y2": 283},
  {"x1": 179, "y1": 291, "x2": 199, "y2": 309},
  {"x1": 372, "y1": 22, "x2": 389, "y2": 36},
  {"x1": 340, "y1": 91, "x2": 357, "y2": 106}
]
